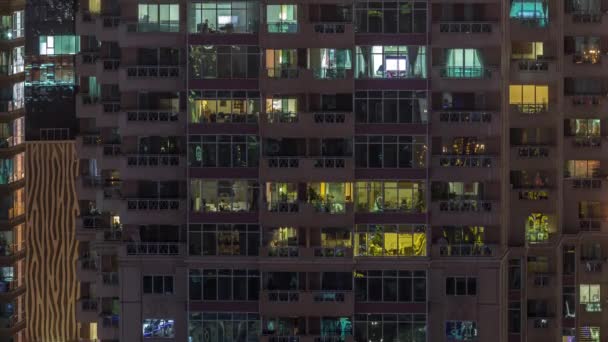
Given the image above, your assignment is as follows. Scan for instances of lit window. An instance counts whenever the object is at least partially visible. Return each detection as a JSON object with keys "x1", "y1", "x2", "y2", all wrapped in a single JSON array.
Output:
[
  {"x1": 512, "y1": 42, "x2": 544, "y2": 59},
  {"x1": 580, "y1": 326, "x2": 600, "y2": 342},
  {"x1": 354, "y1": 224, "x2": 427, "y2": 257},
  {"x1": 138, "y1": 4, "x2": 179, "y2": 32},
  {"x1": 580, "y1": 284, "x2": 601, "y2": 312},
  {"x1": 142, "y1": 319, "x2": 174, "y2": 338},
  {"x1": 443, "y1": 49, "x2": 485, "y2": 78},
  {"x1": 266, "y1": 5, "x2": 297, "y2": 33},
  {"x1": 509, "y1": 84, "x2": 549, "y2": 113},
  {"x1": 445, "y1": 320, "x2": 478, "y2": 341},
  {"x1": 526, "y1": 213, "x2": 550, "y2": 243},
  {"x1": 355, "y1": 45, "x2": 427, "y2": 79},
  {"x1": 39, "y1": 36, "x2": 80, "y2": 55},
  {"x1": 510, "y1": 0, "x2": 548, "y2": 26}
]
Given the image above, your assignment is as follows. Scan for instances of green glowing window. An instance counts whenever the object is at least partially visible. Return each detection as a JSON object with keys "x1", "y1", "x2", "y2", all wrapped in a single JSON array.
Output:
[
  {"x1": 39, "y1": 36, "x2": 80, "y2": 55},
  {"x1": 510, "y1": 0, "x2": 548, "y2": 26},
  {"x1": 266, "y1": 5, "x2": 297, "y2": 33},
  {"x1": 444, "y1": 49, "x2": 484, "y2": 78},
  {"x1": 525, "y1": 213, "x2": 550, "y2": 243}
]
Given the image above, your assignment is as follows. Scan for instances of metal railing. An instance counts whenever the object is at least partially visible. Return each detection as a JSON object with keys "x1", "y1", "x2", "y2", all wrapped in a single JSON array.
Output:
[
  {"x1": 571, "y1": 95, "x2": 602, "y2": 106},
  {"x1": 313, "y1": 22, "x2": 346, "y2": 33},
  {"x1": 579, "y1": 219, "x2": 603, "y2": 231},
  {"x1": 267, "y1": 291, "x2": 300, "y2": 302},
  {"x1": 126, "y1": 199, "x2": 181, "y2": 210},
  {"x1": 126, "y1": 154, "x2": 180, "y2": 167},
  {"x1": 126, "y1": 65, "x2": 180, "y2": 78},
  {"x1": 312, "y1": 291, "x2": 346, "y2": 302},
  {"x1": 517, "y1": 146, "x2": 550, "y2": 158},
  {"x1": 571, "y1": 178, "x2": 602, "y2": 189},
  {"x1": 313, "y1": 157, "x2": 346, "y2": 168},
  {"x1": 0, "y1": 243, "x2": 24, "y2": 257},
  {"x1": 266, "y1": 67, "x2": 299, "y2": 79},
  {"x1": 267, "y1": 112, "x2": 298, "y2": 123},
  {"x1": 313, "y1": 246, "x2": 349, "y2": 257},
  {"x1": 267, "y1": 246, "x2": 299, "y2": 257},
  {"x1": 267, "y1": 22, "x2": 298, "y2": 33},
  {"x1": 439, "y1": 244, "x2": 494, "y2": 257},
  {"x1": 571, "y1": 12, "x2": 603, "y2": 23},
  {"x1": 0, "y1": 277, "x2": 23, "y2": 293},
  {"x1": 439, "y1": 66, "x2": 493, "y2": 79},
  {"x1": 310, "y1": 200, "x2": 347, "y2": 214},
  {"x1": 126, "y1": 242, "x2": 180, "y2": 255},
  {"x1": 80, "y1": 298, "x2": 98, "y2": 311},
  {"x1": 514, "y1": 103, "x2": 548, "y2": 114},
  {"x1": 571, "y1": 136, "x2": 601, "y2": 148},
  {"x1": 267, "y1": 201, "x2": 299, "y2": 213},
  {"x1": 126, "y1": 110, "x2": 179, "y2": 122},
  {"x1": 438, "y1": 200, "x2": 493, "y2": 212},
  {"x1": 127, "y1": 21, "x2": 180, "y2": 33},
  {"x1": 103, "y1": 144, "x2": 121, "y2": 156},
  {"x1": 517, "y1": 59, "x2": 549, "y2": 71},
  {"x1": 267, "y1": 157, "x2": 299, "y2": 168},
  {"x1": 312, "y1": 68, "x2": 349, "y2": 79},
  {"x1": 437, "y1": 155, "x2": 494, "y2": 168},
  {"x1": 0, "y1": 100, "x2": 23, "y2": 112},
  {"x1": 102, "y1": 59, "x2": 120, "y2": 71},
  {"x1": 313, "y1": 112, "x2": 346, "y2": 123},
  {"x1": 102, "y1": 16, "x2": 121, "y2": 28},
  {"x1": 438, "y1": 111, "x2": 492, "y2": 123},
  {"x1": 439, "y1": 21, "x2": 493, "y2": 33}
]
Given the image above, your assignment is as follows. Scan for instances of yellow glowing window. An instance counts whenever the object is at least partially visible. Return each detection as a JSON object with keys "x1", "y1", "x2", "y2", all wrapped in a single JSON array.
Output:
[
  {"x1": 354, "y1": 224, "x2": 427, "y2": 257},
  {"x1": 89, "y1": 0, "x2": 101, "y2": 14},
  {"x1": 510, "y1": 84, "x2": 549, "y2": 113},
  {"x1": 512, "y1": 42, "x2": 544, "y2": 59}
]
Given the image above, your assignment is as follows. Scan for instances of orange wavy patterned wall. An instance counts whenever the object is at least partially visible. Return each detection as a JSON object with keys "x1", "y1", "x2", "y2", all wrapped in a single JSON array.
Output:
[{"x1": 25, "y1": 142, "x2": 79, "y2": 341}]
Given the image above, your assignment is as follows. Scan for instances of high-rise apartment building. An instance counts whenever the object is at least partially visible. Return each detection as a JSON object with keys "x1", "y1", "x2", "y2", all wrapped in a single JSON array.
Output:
[
  {"x1": 0, "y1": 0, "x2": 25, "y2": 340},
  {"x1": 73, "y1": 0, "x2": 608, "y2": 341}
]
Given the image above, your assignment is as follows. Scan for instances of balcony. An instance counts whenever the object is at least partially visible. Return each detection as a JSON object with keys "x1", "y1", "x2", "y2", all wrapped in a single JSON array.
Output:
[
  {"x1": 0, "y1": 100, "x2": 23, "y2": 119},
  {"x1": 0, "y1": 243, "x2": 24, "y2": 264},
  {"x1": 431, "y1": 155, "x2": 499, "y2": 181},
  {"x1": 76, "y1": 298, "x2": 98, "y2": 322},
  {"x1": 125, "y1": 154, "x2": 183, "y2": 168},
  {"x1": 123, "y1": 242, "x2": 182, "y2": 256},
  {"x1": 259, "y1": 246, "x2": 354, "y2": 259},
  {"x1": 126, "y1": 198, "x2": 181, "y2": 211},
  {"x1": 260, "y1": 22, "x2": 354, "y2": 48},
  {"x1": 510, "y1": 18, "x2": 552, "y2": 41},
  {"x1": 0, "y1": 314, "x2": 25, "y2": 335},
  {"x1": 564, "y1": 136, "x2": 608, "y2": 159},
  {"x1": 260, "y1": 290, "x2": 354, "y2": 316},
  {"x1": 76, "y1": 13, "x2": 121, "y2": 42},
  {"x1": 432, "y1": 66, "x2": 499, "y2": 92},
  {"x1": 433, "y1": 244, "x2": 498, "y2": 258},
  {"x1": 119, "y1": 65, "x2": 185, "y2": 91},
  {"x1": 432, "y1": 21, "x2": 500, "y2": 47},
  {"x1": 260, "y1": 202, "x2": 354, "y2": 228},
  {"x1": 260, "y1": 111, "x2": 354, "y2": 138},
  {"x1": 430, "y1": 199, "x2": 499, "y2": 226},
  {"x1": 566, "y1": 178, "x2": 603, "y2": 190},
  {"x1": 260, "y1": 68, "x2": 353, "y2": 94},
  {"x1": 564, "y1": 11, "x2": 608, "y2": 35},
  {"x1": 118, "y1": 20, "x2": 185, "y2": 47},
  {"x1": 120, "y1": 110, "x2": 181, "y2": 136},
  {"x1": 564, "y1": 95, "x2": 608, "y2": 115},
  {"x1": 260, "y1": 157, "x2": 354, "y2": 182},
  {"x1": 76, "y1": 257, "x2": 97, "y2": 283}
]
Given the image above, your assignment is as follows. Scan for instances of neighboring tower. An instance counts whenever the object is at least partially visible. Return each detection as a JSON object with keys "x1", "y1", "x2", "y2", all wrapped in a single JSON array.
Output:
[{"x1": 24, "y1": 0, "x2": 80, "y2": 340}]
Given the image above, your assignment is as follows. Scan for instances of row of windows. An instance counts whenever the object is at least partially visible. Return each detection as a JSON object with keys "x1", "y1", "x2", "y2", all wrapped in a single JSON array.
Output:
[
  {"x1": 188, "y1": 45, "x2": 427, "y2": 80},
  {"x1": 189, "y1": 269, "x2": 261, "y2": 301},
  {"x1": 354, "y1": 270, "x2": 426, "y2": 302},
  {"x1": 189, "y1": 180, "x2": 426, "y2": 214}
]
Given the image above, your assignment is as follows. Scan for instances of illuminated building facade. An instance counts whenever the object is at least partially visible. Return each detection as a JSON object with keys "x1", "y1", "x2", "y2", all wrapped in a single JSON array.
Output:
[{"x1": 74, "y1": 0, "x2": 608, "y2": 341}]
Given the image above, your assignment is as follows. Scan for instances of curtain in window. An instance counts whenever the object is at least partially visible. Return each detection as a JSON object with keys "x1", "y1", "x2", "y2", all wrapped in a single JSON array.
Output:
[{"x1": 509, "y1": 1, "x2": 548, "y2": 26}]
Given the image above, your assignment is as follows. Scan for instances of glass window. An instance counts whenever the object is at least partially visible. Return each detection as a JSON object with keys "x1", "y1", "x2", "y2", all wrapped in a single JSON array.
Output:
[
  {"x1": 511, "y1": 42, "x2": 544, "y2": 59},
  {"x1": 39, "y1": 36, "x2": 80, "y2": 55},
  {"x1": 309, "y1": 48, "x2": 353, "y2": 79},
  {"x1": 525, "y1": 213, "x2": 551, "y2": 243},
  {"x1": 355, "y1": 0, "x2": 427, "y2": 33},
  {"x1": 189, "y1": 269, "x2": 260, "y2": 301},
  {"x1": 188, "y1": 135, "x2": 259, "y2": 168},
  {"x1": 354, "y1": 224, "x2": 427, "y2": 257},
  {"x1": 355, "y1": 90, "x2": 428, "y2": 124},
  {"x1": 446, "y1": 277, "x2": 476, "y2": 296},
  {"x1": 355, "y1": 135, "x2": 427, "y2": 168},
  {"x1": 354, "y1": 313, "x2": 426, "y2": 342},
  {"x1": 355, "y1": 46, "x2": 427, "y2": 79},
  {"x1": 189, "y1": 90, "x2": 260, "y2": 124},
  {"x1": 445, "y1": 321, "x2": 478, "y2": 341},
  {"x1": 355, "y1": 181, "x2": 426, "y2": 213},
  {"x1": 190, "y1": 179, "x2": 259, "y2": 213},
  {"x1": 189, "y1": 45, "x2": 260, "y2": 79},
  {"x1": 443, "y1": 49, "x2": 485, "y2": 78},
  {"x1": 580, "y1": 284, "x2": 601, "y2": 312},
  {"x1": 188, "y1": 312, "x2": 260, "y2": 342},
  {"x1": 509, "y1": 84, "x2": 549, "y2": 113},
  {"x1": 307, "y1": 182, "x2": 353, "y2": 213},
  {"x1": 266, "y1": 5, "x2": 298, "y2": 33},
  {"x1": 510, "y1": 0, "x2": 549, "y2": 26},
  {"x1": 143, "y1": 275, "x2": 174, "y2": 294},
  {"x1": 138, "y1": 4, "x2": 179, "y2": 32},
  {"x1": 143, "y1": 319, "x2": 175, "y2": 338},
  {"x1": 189, "y1": 224, "x2": 260, "y2": 257},
  {"x1": 188, "y1": 1, "x2": 259, "y2": 33},
  {"x1": 579, "y1": 326, "x2": 600, "y2": 342},
  {"x1": 265, "y1": 96, "x2": 298, "y2": 123}
]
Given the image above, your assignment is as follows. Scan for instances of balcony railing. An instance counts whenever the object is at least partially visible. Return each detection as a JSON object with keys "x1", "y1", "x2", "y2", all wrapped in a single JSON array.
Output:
[
  {"x1": 267, "y1": 201, "x2": 299, "y2": 213},
  {"x1": 439, "y1": 21, "x2": 493, "y2": 33},
  {"x1": 0, "y1": 278, "x2": 22, "y2": 293},
  {"x1": 439, "y1": 67, "x2": 493, "y2": 79},
  {"x1": 126, "y1": 154, "x2": 180, "y2": 167},
  {"x1": 267, "y1": 246, "x2": 299, "y2": 257},
  {"x1": 313, "y1": 246, "x2": 349, "y2": 257},
  {"x1": 266, "y1": 291, "x2": 300, "y2": 302},
  {"x1": 126, "y1": 199, "x2": 181, "y2": 210},
  {"x1": 438, "y1": 200, "x2": 493, "y2": 212},
  {"x1": 517, "y1": 146, "x2": 550, "y2": 158},
  {"x1": 267, "y1": 22, "x2": 298, "y2": 33},
  {"x1": 571, "y1": 136, "x2": 601, "y2": 148},
  {"x1": 438, "y1": 111, "x2": 492, "y2": 123},
  {"x1": 0, "y1": 28, "x2": 24, "y2": 41},
  {"x1": 127, "y1": 21, "x2": 180, "y2": 33},
  {"x1": 126, "y1": 65, "x2": 180, "y2": 78},
  {"x1": 313, "y1": 22, "x2": 346, "y2": 33},
  {"x1": 102, "y1": 59, "x2": 120, "y2": 71},
  {"x1": 571, "y1": 95, "x2": 602, "y2": 106},
  {"x1": 79, "y1": 257, "x2": 97, "y2": 271},
  {"x1": 101, "y1": 272, "x2": 119, "y2": 285},
  {"x1": 570, "y1": 178, "x2": 602, "y2": 189},
  {"x1": 102, "y1": 16, "x2": 121, "y2": 28},
  {"x1": 513, "y1": 103, "x2": 548, "y2": 114},
  {"x1": 437, "y1": 155, "x2": 494, "y2": 168},
  {"x1": 516, "y1": 59, "x2": 550, "y2": 71},
  {"x1": 312, "y1": 291, "x2": 346, "y2": 302},
  {"x1": 313, "y1": 112, "x2": 346, "y2": 123},
  {"x1": 312, "y1": 68, "x2": 349, "y2": 79},
  {"x1": 267, "y1": 67, "x2": 299, "y2": 79},
  {"x1": 439, "y1": 244, "x2": 494, "y2": 257},
  {"x1": 101, "y1": 314, "x2": 119, "y2": 328},
  {"x1": 103, "y1": 144, "x2": 121, "y2": 156},
  {"x1": 126, "y1": 242, "x2": 180, "y2": 255},
  {"x1": 314, "y1": 158, "x2": 346, "y2": 168},
  {"x1": 267, "y1": 111, "x2": 298, "y2": 123},
  {"x1": 579, "y1": 218, "x2": 603, "y2": 231},
  {"x1": 126, "y1": 110, "x2": 179, "y2": 122},
  {"x1": 573, "y1": 54, "x2": 601, "y2": 64},
  {"x1": 310, "y1": 200, "x2": 347, "y2": 214},
  {"x1": 267, "y1": 157, "x2": 299, "y2": 168},
  {"x1": 571, "y1": 12, "x2": 603, "y2": 23},
  {"x1": 0, "y1": 314, "x2": 23, "y2": 328},
  {"x1": 0, "y1": 100, "x2": 23, "y2": 113},
  {"x1": 0, "y1": 243, "x2": 24, "y2": 257}
]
